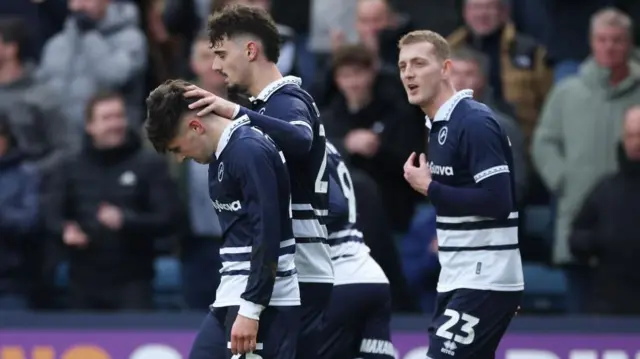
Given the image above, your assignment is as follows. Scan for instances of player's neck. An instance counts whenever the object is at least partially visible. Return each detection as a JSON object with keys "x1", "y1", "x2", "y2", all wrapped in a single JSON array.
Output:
[
  {"x1": 209, "y1": 118, "x2": 234, "y2": 155},
  {"x1": 422, "y1": 83, "x2": 456, "y2": 120},
  {"x1": 248, "y1": 63, "x2": 283, "y2": 99}
]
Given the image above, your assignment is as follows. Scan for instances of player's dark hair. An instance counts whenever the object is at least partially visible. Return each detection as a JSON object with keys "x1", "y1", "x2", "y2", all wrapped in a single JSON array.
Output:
[
  {"x1": 0, "y1": 17, "x2": 30, "y2": 62},
  {"x1": 332, "y1": 44, "x2": 376, "y2": 70},
  {"x1": 85, "y1": 91, "x2": 125, "y2": 123},
  {"x1": 145, "y1": 79, "x2": 198, "y2": 153},
  {"x1": 207, "y1": 4, "x2": 281, "y2": 63}
]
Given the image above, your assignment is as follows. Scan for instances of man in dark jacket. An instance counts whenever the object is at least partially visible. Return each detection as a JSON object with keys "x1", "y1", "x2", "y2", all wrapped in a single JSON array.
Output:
[
  {"x1": 322, "y1": 44, "x2": 425, "y2": 231},
  {"x1": 0, "y1": 114, "x2": 40, "y2": 309},
  {"x1": 569, "y1": 105, "x2": 640, "y2": 315},
  {"x1": 45, "y1": 91, "x2": 177, "y2": 311}
]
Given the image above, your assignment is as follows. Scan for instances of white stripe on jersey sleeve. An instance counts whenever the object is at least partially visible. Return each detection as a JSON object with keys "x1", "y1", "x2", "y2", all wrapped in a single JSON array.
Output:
[
  {"x1": 473, "y1": 165, "x2": 510, "y2": 183},
  {"x1": 289, "y1": 120, "x2": 313, "y2": 132},
  {"x1": 437, "y1": 211, "x2": 518, "y2": 224}
]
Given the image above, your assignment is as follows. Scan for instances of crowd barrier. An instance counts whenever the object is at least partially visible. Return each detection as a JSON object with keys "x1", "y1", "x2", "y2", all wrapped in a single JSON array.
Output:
[{"x1": 1, "y1": 313, "x2": 639, "y2": 359}]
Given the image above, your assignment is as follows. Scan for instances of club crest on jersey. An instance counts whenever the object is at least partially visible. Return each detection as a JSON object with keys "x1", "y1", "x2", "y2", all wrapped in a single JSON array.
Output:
[
  {"x1": 218, "y1": 162, "x2": 224, "y2": 182},
  {"x1": 259, "y1": 107, "x2": 265, "y2": 114},
  {"x1": 438, "y1": 126, "x2": 448, "y2": 145}
]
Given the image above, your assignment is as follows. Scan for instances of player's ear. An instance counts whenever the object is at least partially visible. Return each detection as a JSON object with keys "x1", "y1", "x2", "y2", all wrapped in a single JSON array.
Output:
[
  {"x1": 441, "y1": 59, "x2": 453, "y2": 79},
  {"x1": 246, "y1": 42, "x2": 258, "y2": 61},
  {"x1": 187, "y1": 119, "x2": 205, "y2": 134}
]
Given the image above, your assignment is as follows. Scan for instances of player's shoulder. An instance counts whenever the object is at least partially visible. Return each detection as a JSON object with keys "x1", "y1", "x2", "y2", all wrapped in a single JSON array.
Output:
[
  {"x1": 227, "y1": 126, "x2": 279, "y2": 159},
  {"x1": 455, "y1": 99, "x2": 501, "y2": 131}
]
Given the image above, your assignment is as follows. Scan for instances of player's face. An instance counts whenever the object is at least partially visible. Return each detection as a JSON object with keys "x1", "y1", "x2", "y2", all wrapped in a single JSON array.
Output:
[
  {"x1": 450, "y1": 59, "x2": 484, "y2": 93},
  {"x1": 167, "y1": 118, "x2": 213, "y2": 164},
  {"x1": 211, "y1": 37, "x2": 252, "y2": 94},
  {"x1": 86, "y1": 97, "x2": 128, "y2": 148},
  {"x1": 623, "y1": 109, "x2": 640, "y2": 161},
  {"x1": 191, "y1": 39, "x2": 226, "y2": 91},
  {"x1": 399, "y1": 42, "x2": 446, "y2": 106},
  {"x1": 591, "y1": 25, "x2": 630, "y2": 69}
]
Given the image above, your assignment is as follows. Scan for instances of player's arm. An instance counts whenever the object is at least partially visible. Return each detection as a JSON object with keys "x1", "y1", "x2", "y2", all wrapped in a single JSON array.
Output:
[
  {"x1": 427, "y1": 114, "x2": 513, "y2": 219},
  {"x1": 232, "y1": 96, "x2": 314, "y2": 158},
  {"x1": 232, "y1": 139, "x2": 287, "y2": 320}
]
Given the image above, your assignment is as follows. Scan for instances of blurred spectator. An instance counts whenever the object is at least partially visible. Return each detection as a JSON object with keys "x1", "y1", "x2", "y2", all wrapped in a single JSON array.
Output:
[
  {"x1": 391, "y1": 0, "x2": 461, "y2": 37},
  {"x1": 448, "y1": 0, "x2": 552, "y2": 145},
  {"x1": 0, "y1": 114, "x2": 40, "y2": 310},
  {"x1": 45, "y1": 92, "x2": 177, "y2": 311},
  {"x1": 540, "y1": 0, "x2": 612, "y2": 83},
  {"x1": 569, "y1": 105, "x2": 640, "y2": 315},
  {"x1": 0, "y1": 17, "x2": 70, "y2": 175},
  {"x1": 309, "y1": 0, "x2": 358, "y2": 56},
  {"x1": 0, "y1": 0, "x2": 67, "y2": 60},
  {"x1": 532, "y1": 8, "x2": 640, "y2": 313},
  {"x1": 449, "y1": 47, "x2": 528, "y2": 204},
  {"x1": 322, "y1": 44, "x2": 425, "y2": 232},
  {"x1": 330, "y1": 0, "x2": 415, "y2": 71},
  {"x1": 37, "y1": 0, "x2": 147, "y2": 141}
]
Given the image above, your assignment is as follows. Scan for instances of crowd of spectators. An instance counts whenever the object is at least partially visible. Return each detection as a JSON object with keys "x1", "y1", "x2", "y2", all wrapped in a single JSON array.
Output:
[{"x1": 1, "y1": 0, "x2": 639, "y2": 316}]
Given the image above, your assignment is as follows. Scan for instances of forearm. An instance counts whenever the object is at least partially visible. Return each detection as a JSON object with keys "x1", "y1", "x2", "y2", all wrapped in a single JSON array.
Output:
[
  {"x1": 235, "y1": 108, "x2": 313, "y2": 156},
  {"x1": 428, "y1": 174, "x2": 513, "y2": 218},
  {"x1": 239, "y1": 230, "x2": 280, "y2": 319}
]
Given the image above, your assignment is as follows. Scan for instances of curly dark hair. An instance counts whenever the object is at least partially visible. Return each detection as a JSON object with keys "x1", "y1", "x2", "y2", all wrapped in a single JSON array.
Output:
[
  {"x1": 207, "y1": 4, "x2": 281, "y2": 63},
  {"x1": 144, "y1": 79, "x2": 198, "y2": 153}
]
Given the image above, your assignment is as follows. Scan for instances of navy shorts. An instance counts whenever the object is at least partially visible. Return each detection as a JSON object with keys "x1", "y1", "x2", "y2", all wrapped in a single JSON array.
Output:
[
  {"x1": 188, "y1": 305, "x2": 300, "y2": 359},
  {"x1": 320, "y1": 283, "x2": 394, "y2": 359},
  {"x1": 427, "y1": 289, "x2": 522, "y2": 359},
  {"x1": 298, "y1": 282, "x2": 333, "y2": 359}
]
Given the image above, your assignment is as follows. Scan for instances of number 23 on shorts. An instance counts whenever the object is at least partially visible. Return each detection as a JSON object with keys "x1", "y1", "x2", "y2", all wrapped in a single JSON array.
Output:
[{"x1": 435, "y1": 309, "x2": 480, "y2": 345}]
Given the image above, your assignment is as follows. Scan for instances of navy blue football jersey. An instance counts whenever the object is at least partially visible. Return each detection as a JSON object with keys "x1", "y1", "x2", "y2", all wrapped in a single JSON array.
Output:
[
  {"x1": 235, "y1": 76, "x2": 333, "y2": 284},
  {"x1": 425, "y1": 89, "x2": 523, "y2": 292},
  {"x1": 209, "y1": 116, "x2": 300, "y2": 319}
]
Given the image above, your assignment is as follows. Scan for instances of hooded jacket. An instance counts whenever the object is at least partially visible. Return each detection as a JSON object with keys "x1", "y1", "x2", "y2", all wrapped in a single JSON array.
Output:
[
  {"x1": 37, "y1": 2, "x2": 147, "y2": 133},
  {"x1": 532, "y1": 57, "x2": 640, "y2": 264}
]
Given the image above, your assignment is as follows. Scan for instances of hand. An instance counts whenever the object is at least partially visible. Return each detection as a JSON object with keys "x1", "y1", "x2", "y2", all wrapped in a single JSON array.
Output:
[
  {"x1": 428, "y1": 237, "x2": 438, "y2": 254},
  {"x1": 330, "y1": 29, "x2": 346, "y2": 51},
  {"x1": 63, "y1": 222, "x2": 88, "y2": 248},
  {"x1": 230, "y1": 314, "x2": 259, "y2": 355},
  {"x1": 97, "y1": 203, "x2": 123, "y2": 230},
  {"x1": 344, "y1": 129, "x2": 380, "y2": 157},
  {"x1": 403, "y1": 152, "x2": 432, "y2": 196},
  {"x1": 184, "y1": 85, "x2": 238, "y2": 119}
]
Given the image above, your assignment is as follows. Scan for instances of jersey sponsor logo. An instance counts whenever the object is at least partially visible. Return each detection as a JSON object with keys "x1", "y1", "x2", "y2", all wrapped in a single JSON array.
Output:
[
  {"x1": 218, "y1": 162, "x2": 224, "y2": 182},
  {"x1": 441, "y1": 340, "x2": 457, "y2": 356},
  {"x1": 212, "y1": 199, "x2": 241, "y2": 212},
  {"x1": 438, "y1": 126, "x2": 448, "y2": 145},
  {"x1": 429, "y1": 162, "x2": 454, "y2": 176},
  {"x1": 359, "y1": 339, "x2": 396, "y2": 357}
]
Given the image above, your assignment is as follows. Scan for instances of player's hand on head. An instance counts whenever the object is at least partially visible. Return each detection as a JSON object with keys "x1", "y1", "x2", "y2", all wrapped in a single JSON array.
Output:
[
  {"x1": 184, "y1": 85, "x2": 237, "y2": 119},
  {"x1": 403, "y1": 152, "x2": 432, "y2": 196},
  {"x1": 230, "y1": 314, "x2": 259, "y2": 355}
]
